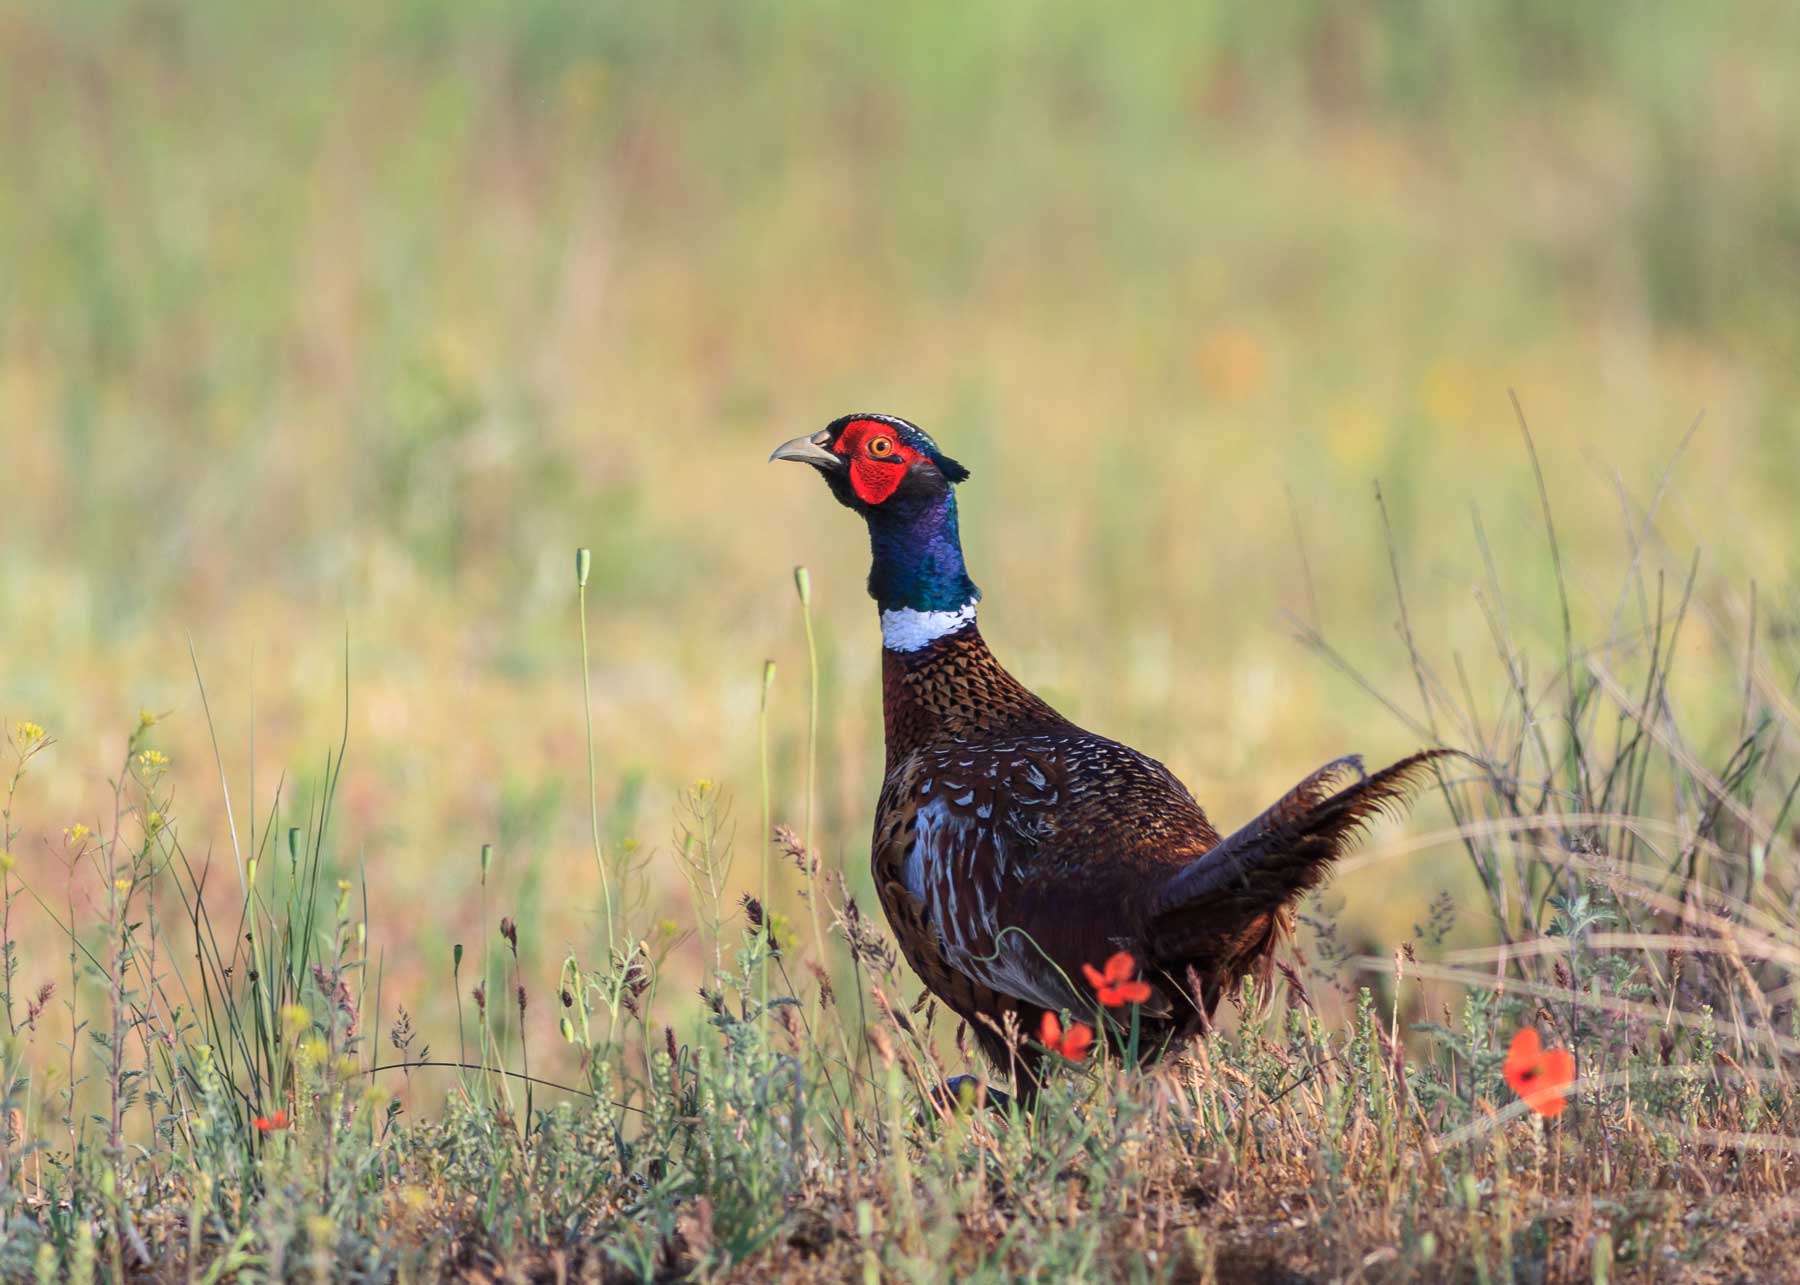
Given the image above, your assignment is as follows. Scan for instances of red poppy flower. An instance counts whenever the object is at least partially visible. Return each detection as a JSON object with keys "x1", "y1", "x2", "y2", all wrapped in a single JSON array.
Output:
[
  {"x1": 1503, "y1": 1028, "x2": 1575, "y2": 1117},
  {"x1": 1082, "y1": 950, "x2": 1153, "y2": 1008},
  {"x1": 254, "y1": 1109, "x2": 291, "y2": 1133},
  {"x1": 1038, "y1": 1011, "x2": 1095, "y2": 1062}
]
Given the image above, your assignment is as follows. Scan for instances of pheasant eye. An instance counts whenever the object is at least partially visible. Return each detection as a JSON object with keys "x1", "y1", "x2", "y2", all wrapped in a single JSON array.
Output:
[{"x1": 868, "y1": 437, "x2": 894, "y2": 458}]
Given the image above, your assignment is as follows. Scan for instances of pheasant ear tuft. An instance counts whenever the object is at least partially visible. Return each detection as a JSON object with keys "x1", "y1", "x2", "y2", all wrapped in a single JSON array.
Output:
[{"x1": 936, "y1": 455, "x2": 970, "y2": 483}]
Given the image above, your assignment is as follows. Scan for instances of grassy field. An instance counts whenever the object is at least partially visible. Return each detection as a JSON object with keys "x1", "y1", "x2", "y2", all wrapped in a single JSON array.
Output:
[{"x1": 3, "y1": 1, "x2": 1800, "y2": 1278}]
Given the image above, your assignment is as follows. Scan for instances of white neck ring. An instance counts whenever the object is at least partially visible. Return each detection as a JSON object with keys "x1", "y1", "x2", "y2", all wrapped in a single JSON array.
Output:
[{"x1": 881, "y1": 602, "x2": 978, "y2": 652}]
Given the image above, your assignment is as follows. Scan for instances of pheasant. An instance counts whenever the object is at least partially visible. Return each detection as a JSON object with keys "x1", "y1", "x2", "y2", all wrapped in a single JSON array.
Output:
[{"x1": 771, "y1": 413, "x2": 1445, "y2": 1098}]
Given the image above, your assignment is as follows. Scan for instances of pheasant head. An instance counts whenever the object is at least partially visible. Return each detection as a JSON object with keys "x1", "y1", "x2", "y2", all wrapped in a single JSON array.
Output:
[{"x1": 772, "y1": 414, "x2": 980, "y2": 647}]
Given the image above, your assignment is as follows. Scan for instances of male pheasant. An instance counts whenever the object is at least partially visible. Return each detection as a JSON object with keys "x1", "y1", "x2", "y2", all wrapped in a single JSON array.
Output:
[{"x1": 772, "y1": 413, "x2": 1444, "y2": 1096}]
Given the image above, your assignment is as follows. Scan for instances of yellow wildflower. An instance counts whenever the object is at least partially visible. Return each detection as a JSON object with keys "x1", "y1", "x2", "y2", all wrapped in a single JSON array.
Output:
[
  {"x1": 138, "y1": 749, "x2": 169, "y2": 770},
  {"x1": 280, "y1": 1004, "x2": 311, "y2": 1035},
  {"x1": 14, "y1": 721, "x2": 45, "y2": 746},
  {"x1": 139, "y1": 708, "x2": 158, "y2": 729},
  {"x1": 656, "y1": 918, "x2": 680, "y2": 939},
  {"x1": 297, "y1": 1035, "x2": 329, "y2": 1068},
  {"x1": 66, "y1": 823, "x2": 90, "y2": 843},
  {"x1": 1419, "y1": 358, "x2": 1475, "y2": 426},
  {"x1": 114, "y1": 877, "x2": 133, "y2": 896},
  {"x1": 693, "y1": 778, "x2": 714, "y2": 795},
  {"x1": 145, "y1": 811, "x2": 164, "y2": 834}
]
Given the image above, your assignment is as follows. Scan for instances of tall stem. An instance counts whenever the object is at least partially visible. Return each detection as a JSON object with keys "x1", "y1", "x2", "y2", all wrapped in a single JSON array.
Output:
[
  {"x1": 479, "y1": 843, "x2": 493, "y2": 1104},
  {"x1": 759, "y1": 660, "x2": 776, "y2": 1005},
  {"x1": 105, "y1": 750, "x2": 128, "y2": 1279},
  {"x1": 577, "y1": 549, "x2": 615, "y2": 956},
  {"x1": 795, "y1": 568, "x2": 827, "y2": 965},
  {"x1": 2, "y1": 758, "x2": 21, "y2": 1037},
  {"x1": 760, "y1": 660, "x2": 776, "y2": 915}
]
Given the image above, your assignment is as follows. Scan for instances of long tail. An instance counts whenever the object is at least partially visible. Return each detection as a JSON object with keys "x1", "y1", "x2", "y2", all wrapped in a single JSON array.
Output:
[{"x1": 1148, "y1": 749, "x2": 1451, "y2": 960}]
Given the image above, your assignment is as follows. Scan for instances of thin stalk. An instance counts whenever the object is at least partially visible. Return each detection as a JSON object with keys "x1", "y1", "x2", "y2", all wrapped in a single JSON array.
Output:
[
  {"x1": 104, "y1": 751, "x2": 131, "y2": 1283},
  {"x1": 577, "y1": 548, "x2": 616, "y2": 955},
  {"x1": 795, "y1": 568, "x2": 827, "y2": 964},
  {"x1": 479, "y1": 843, "x2": 493, "y2": 1106},
  {"x1": 760, "y1": 659, "x2": 776, "y2": 926},
  {"x1": 105, "y1": 750, "x2": 129, "y2": 1209},
  {"x1": 66, "y1": 865, "x2": 79, "y2": 1159},
  {"x1": 360, "y1": 1060, "x2": 643, "y2": 1110},
  {"x1": 1, "y1": 730, "x2": 47, "y2": 1035},
  {"x1": 511, "y1": 937, "x2": 532, "y2": 1138},
  {"x1": 187, "y1": 634, "x2": 247, "y2": 897},
  {"x1": 453, "y1": 944, "x2": 468, "y2": 1095},
  {"x1": 759, "y1": 659, "x2": 776, "y2": 1007}
]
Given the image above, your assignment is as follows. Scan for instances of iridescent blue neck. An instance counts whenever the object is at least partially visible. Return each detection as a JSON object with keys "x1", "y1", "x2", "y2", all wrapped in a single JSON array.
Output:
[{"x1": 865, "y1": 487, "x2": 980, "y2": 616}]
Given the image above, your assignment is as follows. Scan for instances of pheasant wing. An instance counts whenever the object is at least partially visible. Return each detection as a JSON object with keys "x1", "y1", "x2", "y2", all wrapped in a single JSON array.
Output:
[{"x1": 878, "y1": 733, "x2": 1224, "y2": 1022}]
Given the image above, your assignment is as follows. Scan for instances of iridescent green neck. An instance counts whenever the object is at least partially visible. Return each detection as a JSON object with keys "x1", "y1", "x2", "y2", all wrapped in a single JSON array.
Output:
[{"x1": 865, "y1": 486, "x2": 979, "y2": 616}]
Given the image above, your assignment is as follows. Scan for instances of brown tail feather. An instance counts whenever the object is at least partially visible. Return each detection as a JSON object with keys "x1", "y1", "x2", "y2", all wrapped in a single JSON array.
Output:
[{"x1": 1148, "y1": 749, "x2": 1450, "y2": 959}]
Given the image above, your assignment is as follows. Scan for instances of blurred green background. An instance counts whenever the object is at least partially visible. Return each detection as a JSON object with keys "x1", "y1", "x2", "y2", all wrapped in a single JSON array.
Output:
[{"x1": 4, "y1": 1, "x2": 1798, "y2": 1041}]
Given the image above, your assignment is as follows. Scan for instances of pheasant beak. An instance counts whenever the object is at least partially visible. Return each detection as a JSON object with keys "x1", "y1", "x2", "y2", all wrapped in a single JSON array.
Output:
[{"x1": 769, "y1": 430, "x2": 843, "y2": 471}]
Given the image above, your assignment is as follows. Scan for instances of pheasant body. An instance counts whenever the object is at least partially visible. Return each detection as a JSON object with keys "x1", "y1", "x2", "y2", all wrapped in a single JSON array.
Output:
[{"x1": 773, "y1": 412, "x2": 1443, "y2": 1090}]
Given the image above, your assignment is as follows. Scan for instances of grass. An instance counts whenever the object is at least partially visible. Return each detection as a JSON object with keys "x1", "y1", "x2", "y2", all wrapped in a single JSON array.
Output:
[
  {"x1": 4, "y1": 2, "x2": 1800, "y2": 1277},
  {"x1": 2, "y1": 438, "x2": 1798, "y2": 1279}
]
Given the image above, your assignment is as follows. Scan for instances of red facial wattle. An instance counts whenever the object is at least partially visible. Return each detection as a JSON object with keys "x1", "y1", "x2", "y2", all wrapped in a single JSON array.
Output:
[{"x1": 835, "y1": 418, "x2": 921, "y2": 505}]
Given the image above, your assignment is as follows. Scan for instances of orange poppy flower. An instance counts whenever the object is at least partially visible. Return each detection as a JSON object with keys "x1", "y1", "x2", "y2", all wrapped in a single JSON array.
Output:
[
  {"x1": 254, "y1": 1109, "x2": 291, "y2": 1133},
  {"x1": 1082, "y1": 950, "x2": 1153, "y2": 1008},
  {"x1": 1038, "y1": 1011, "x2": 1095, "y2": 1062},
  {"x1": 1503, "y1": 1028, "x2": 1575, "y2": 1117}
]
